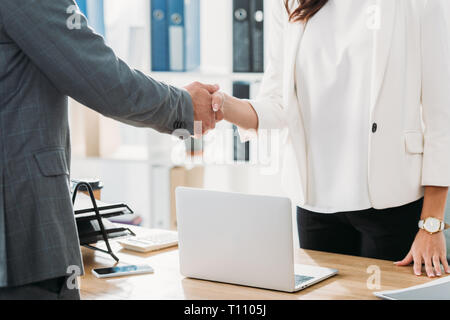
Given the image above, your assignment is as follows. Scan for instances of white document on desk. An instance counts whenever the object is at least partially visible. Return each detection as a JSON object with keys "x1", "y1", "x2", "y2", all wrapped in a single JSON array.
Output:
[{"x1": 375, "y1": 276, "x2": 450, "y2": 300}]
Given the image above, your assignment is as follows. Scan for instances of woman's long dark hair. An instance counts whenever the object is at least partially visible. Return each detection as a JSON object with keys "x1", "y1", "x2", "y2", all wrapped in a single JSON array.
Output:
[{"x1": 285, "y1": 0, "x2": 329, "y2": 23}]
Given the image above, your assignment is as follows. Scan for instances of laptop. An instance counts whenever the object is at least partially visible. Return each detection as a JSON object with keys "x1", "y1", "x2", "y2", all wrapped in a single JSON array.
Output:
[{"x1": 176, "y1": 187, "x2": 338, "y2": 293}]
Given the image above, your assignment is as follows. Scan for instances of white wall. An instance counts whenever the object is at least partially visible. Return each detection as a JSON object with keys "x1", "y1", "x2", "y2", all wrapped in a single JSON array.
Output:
[{"x1": 71, "y1": 157, "x2": 151, "y2": 223}]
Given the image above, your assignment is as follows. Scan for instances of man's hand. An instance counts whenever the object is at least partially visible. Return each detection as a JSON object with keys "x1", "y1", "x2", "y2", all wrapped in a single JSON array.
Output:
[
  {"x1": 396, "y1": 230, "x2": 450, "y2": 277},
  {"x1": 184, "y1": 82, "x2": 220, "y2": 136}
]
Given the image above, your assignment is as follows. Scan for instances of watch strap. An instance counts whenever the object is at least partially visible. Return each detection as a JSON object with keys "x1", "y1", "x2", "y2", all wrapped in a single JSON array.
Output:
[{"x1": 418, "y1": 220, "x2": 425, "y2": 229}]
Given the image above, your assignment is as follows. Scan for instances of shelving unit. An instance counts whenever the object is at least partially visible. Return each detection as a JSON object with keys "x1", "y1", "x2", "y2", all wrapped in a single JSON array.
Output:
[
  {"x1": 70, "y1": 0, "x2": 283, "y2": 230},
  {"x1": 149, "y1": 71, "x2": 264, "y2": 84}
]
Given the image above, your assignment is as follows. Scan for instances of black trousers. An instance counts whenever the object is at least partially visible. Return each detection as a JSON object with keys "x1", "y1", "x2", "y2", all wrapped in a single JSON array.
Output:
[
  {"x1": 0, "y1": 276, "x2": 80, "y2": 300},
  {"x1": 297, "y1": 198, "x2": 423, "y2": 261}
]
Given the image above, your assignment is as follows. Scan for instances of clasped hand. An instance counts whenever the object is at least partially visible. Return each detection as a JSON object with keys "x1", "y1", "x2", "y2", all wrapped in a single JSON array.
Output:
[{"x1": 184, "y1": 82, "x2": 225, "y2": 137}]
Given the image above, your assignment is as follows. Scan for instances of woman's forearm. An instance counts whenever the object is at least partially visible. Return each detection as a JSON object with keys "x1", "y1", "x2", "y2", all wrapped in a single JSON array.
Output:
[
  {"x1": 221, "y1": 93, "x2": 259, "y2": 131},
  {"x1": 421, "y1": 186, "x2": 449, "y2": 220}
]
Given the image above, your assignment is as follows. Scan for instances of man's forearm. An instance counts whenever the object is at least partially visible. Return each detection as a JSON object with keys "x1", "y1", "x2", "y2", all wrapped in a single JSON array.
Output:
[
  {"x1": 421, "y1": 186, "x2": 449, "y2": 220},
  {"x1": 2, "y1": 0, "x2": 195, "y2": 135}
]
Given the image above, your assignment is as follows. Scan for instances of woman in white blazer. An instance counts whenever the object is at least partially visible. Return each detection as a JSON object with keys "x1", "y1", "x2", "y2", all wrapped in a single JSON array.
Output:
[{"x1": 212, "y1": 0, "x2": 450, "y2": 278}]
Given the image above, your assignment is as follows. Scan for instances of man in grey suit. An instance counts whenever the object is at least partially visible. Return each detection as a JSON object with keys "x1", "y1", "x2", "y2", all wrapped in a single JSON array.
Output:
[{"x1": 0, "y1": 0, "x2": 221, "y2": 299}]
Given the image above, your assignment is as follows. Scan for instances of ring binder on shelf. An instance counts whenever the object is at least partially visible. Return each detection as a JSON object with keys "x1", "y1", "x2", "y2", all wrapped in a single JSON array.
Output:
[
  {"x1": 233, "y1": 0, "x2": 251, "y2": 73},
  {"x1": 233, "y1": 81, "x2": 251, "y2": 161},
  {"x1": 233, "y1": 0, "x2": 264, "y2": 73}
]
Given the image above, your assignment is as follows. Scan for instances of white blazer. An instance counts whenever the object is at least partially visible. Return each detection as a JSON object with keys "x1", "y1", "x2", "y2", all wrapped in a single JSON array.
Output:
[{"x1": 246, "y1": 0, "x2": 450, "y2": 209}]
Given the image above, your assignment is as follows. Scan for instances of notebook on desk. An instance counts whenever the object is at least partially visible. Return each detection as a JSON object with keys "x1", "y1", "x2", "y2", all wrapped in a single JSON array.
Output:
[{"x1": 375, "y1": 276, "x2": 450, "y2": 300}]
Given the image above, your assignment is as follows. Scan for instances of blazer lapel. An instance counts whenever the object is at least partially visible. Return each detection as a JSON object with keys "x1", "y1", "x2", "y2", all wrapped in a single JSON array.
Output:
[
  {"x1": 283, "y1": 21, "x2": 304, "y2": 111},
  {"x1": 283, "y1": 21, "x2": 309, "y2": 200},
  {"x1": 371, "y1": 0, "x2": 397, "y2": 113}
]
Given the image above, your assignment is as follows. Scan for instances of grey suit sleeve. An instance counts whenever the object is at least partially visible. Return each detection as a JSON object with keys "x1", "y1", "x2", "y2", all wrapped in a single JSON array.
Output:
[{"x1": 0, "y1": 0, "x2": 194, "y2": 135}]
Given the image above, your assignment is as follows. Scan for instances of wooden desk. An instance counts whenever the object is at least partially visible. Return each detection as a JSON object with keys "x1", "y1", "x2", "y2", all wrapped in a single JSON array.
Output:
[{"x1": 79, "y1": 227, "x2": 443, "y2": 300}]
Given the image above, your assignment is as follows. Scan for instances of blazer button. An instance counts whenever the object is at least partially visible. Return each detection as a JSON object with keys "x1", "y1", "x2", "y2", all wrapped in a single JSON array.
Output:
[{"x1": 372, "y1": 123, "x2": 378, "y2": 133}]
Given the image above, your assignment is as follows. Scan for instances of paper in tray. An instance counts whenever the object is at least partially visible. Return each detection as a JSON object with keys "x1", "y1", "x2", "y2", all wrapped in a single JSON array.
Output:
[
  {"x1": 73, "y1": 192, "x2": 133, "y2": 220},
  {"x1": 77, "y1": 218, "x2": 134, "y2": 245}
]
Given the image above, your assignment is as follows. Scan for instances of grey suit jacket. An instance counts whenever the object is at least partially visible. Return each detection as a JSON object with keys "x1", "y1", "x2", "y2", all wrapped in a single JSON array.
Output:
[{"x1": 0, "y1": 0, "x2": 194, "y2": 287}]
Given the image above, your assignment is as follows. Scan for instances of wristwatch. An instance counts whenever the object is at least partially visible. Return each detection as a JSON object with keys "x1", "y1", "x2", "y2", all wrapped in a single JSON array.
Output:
[{"x1": 418, "y1": 217, "x2": 450, "y2": 234}]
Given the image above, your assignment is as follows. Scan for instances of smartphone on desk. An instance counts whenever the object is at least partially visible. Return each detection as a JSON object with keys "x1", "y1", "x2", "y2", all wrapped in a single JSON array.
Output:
[{"x1": 92, "y1": 264, "x2": 154, "y2": 279}]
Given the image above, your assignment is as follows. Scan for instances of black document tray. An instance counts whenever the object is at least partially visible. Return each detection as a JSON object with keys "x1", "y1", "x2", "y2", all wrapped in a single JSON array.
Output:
[{"x1": 72, "y1": 182, "x2": 136, "y2": 262}]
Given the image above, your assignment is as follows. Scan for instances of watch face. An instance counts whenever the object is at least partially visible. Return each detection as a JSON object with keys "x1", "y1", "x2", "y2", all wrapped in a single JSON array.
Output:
[{"x1": 424, "y1": 218, "x2": 440, "y2": 233}]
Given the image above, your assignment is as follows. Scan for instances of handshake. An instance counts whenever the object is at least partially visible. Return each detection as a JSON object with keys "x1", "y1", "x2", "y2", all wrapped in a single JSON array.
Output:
[{"x1": 184, "y1": 82, "x2": 226, "y2": 137}]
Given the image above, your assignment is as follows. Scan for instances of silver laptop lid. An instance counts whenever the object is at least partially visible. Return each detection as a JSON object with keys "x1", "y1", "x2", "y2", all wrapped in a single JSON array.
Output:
[{"x1": 176, "y1": 187, "x2": 295, "y2": 292}]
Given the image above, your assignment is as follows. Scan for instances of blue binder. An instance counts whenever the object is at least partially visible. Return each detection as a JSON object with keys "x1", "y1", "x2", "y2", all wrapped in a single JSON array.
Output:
[
  {"x1": 86, "y1": 0, "x2": 105, "y2": 37},
  {"x1": 151, "y1": 0, "x2": 200, "y2": 72},
  {"x1": 166, "y1": 0, "x2": 200, "y2": 72},
  {"x1": 76, "y1": 0, "x2": 105, "y2": 37},
  {"x1": 250, "y1": 0, "x2": 264, "y2": 73},
  {"x1": 184, "y1": 0, "x2": 201, "y2": 71},
  {"x1": 232, "y1": 82, "x2": 251, "y2": 161},
  {"x1": 233, "y1": 0, "x2": 251, "y2": 72},
  {"x1": 151, "y1": 0, "x2": 170, "y2": 71},
  {"x1": 77, "y1": 0, "x2": 87, "y2": 16}
]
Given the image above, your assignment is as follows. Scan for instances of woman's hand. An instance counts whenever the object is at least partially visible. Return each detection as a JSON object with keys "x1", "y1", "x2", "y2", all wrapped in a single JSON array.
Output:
[
  {"x1": 211, "y1": 91, "x2": 225, "y2": 123},
  {"x1": 395, "y1": 229, "x2": 450, "y2": 277},
  {"x1": 210, "y1": 91, "x2": 259, "y2": 130},
  {"x1": 212, "y1": 91, "x2": 225, "y2": 113}
]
